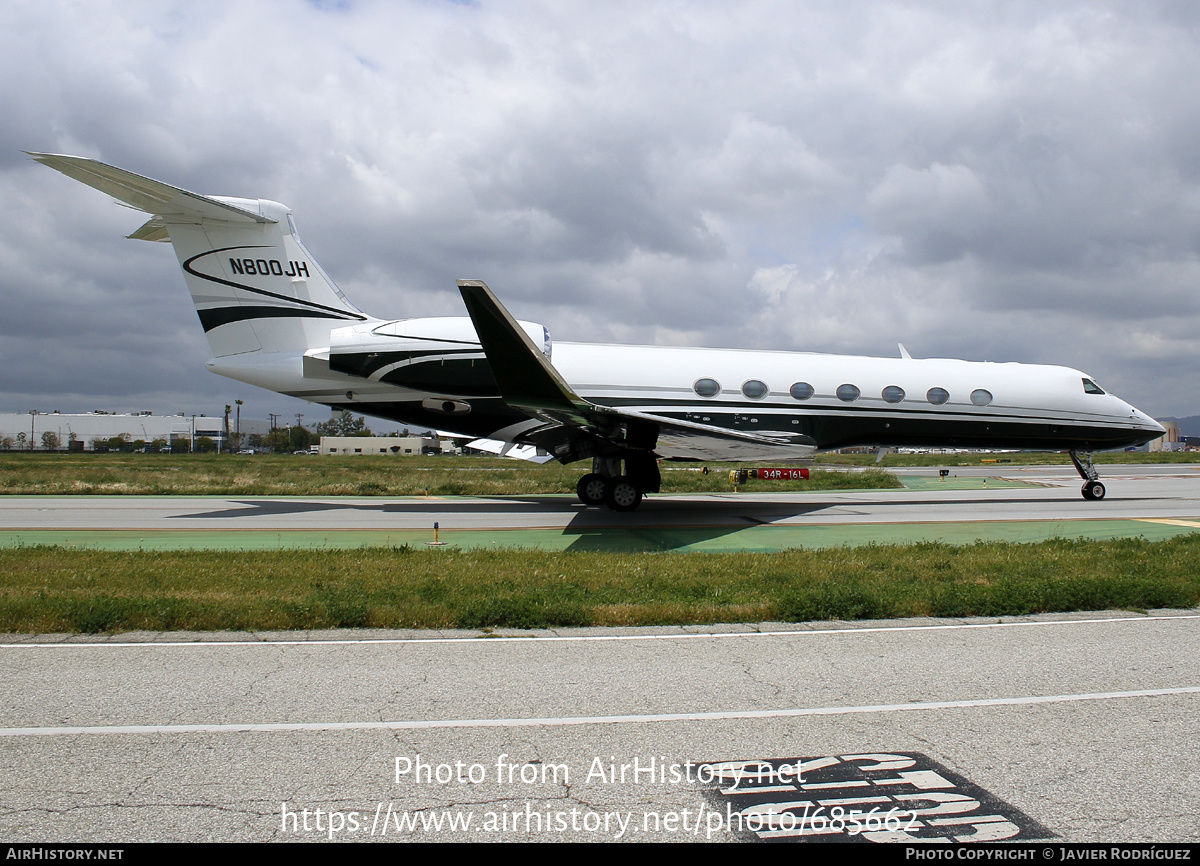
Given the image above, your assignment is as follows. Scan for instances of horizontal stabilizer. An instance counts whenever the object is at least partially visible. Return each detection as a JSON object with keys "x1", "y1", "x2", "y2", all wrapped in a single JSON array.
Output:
[{"x1": 27, "y1": 152, "x2": 273, "y2": 225}]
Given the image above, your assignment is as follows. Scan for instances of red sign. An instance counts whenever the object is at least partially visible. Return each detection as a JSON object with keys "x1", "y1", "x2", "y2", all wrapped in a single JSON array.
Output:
[{"x1": 752, "y1": 467, "x2": 809, "y2": 480}]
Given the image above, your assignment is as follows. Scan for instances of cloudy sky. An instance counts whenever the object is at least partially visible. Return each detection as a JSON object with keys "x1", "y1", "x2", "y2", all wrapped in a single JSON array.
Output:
[{"x1": 3, "y1": 0, "x2": 1199, "y2": 427}]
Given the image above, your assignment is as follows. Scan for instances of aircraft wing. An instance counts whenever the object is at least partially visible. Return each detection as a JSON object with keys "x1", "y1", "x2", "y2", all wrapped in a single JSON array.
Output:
[{"x1": 457, "y1": 280, "x2": 816, "y2": 463}]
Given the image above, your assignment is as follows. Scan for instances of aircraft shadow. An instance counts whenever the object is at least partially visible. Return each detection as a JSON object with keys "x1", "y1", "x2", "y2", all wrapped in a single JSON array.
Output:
[
  {"x1": 160, "y1": 492, "x2": 1100, "y2": 552},
  {"x1": 168, "y1": 495, "x2": 839, "y2": 523}
]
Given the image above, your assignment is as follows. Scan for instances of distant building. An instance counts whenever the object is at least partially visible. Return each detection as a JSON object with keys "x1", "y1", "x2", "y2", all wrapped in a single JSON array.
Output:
[
  {"x1": 1148, "y1": 421, "x2": 1182, "y2": 452},
  {"x1": 318, "y1": 435, "x2": 457, "y2": 455},
  {"x1": 0, "y1": 411, "x2": 270, "y2": 451}
]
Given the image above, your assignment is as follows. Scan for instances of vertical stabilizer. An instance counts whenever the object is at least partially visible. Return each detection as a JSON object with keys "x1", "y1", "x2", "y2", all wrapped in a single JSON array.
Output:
[{"x1": 29, "y1": 152, "x2": 369, "y2": 357}]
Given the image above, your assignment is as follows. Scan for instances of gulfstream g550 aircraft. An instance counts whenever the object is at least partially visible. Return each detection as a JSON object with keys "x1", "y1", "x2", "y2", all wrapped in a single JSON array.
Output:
[{"x1": 32, "y1": 152, "x2": 1164, "y2": 510}]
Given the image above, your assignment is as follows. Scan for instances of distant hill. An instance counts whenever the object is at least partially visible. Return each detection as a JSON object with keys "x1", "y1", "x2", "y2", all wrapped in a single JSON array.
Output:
[{"x1": 1159, "y1": 416, "x2": 1200, "y2": 437}]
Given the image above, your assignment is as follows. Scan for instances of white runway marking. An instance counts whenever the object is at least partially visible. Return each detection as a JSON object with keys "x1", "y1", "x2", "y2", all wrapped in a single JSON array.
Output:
[
  {"x1": 2, "y1": 613, "x2": 1196, "y2": 650},
  {"x1": 2, "y1": 687, "x2": 1196, "y2": 737}
]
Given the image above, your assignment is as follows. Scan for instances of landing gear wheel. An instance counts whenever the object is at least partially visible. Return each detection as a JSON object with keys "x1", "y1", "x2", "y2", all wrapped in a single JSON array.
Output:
[
  {"x1": 1082, "y1": 480, "x2": 1106, "y2": 501},
  {"x1": 604, "y1": 476, "x2": 643, "y2": 512},
  {"x1": 576, "y1": 473, "x2": 608, "y2": 507}
]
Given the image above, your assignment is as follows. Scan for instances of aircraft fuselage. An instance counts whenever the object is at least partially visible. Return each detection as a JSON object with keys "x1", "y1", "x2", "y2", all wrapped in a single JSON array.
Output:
[{"x1": 209, "y1": 333, "x2": 1162, "y2": 458}]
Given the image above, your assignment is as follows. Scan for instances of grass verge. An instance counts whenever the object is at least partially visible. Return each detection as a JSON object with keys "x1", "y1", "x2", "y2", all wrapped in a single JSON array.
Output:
[
  {"x1": 0, "y1": 453, "x2": 899, "y2": 496},
  {"x1": 2, "y1": 535, "x2": 1197, "y2": 633}
]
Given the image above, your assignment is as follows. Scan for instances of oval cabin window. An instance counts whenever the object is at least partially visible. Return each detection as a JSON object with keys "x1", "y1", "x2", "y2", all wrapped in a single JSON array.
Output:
[
  {"x1": 927, "y1": 387, "x2": 950, "y2": 405},
  {"x1": 694, "y1": 378, "x2": 720, "y2": 398},
  {"x1": 790, "y1": 382, "x2": 814, "y2": 400},
  {"x1": 836, "y1": 384, "x2": 860, "y2": 402},
  {"x1": 882, "y1": 385, "x2": 905, "y2": 403},
  {"x1": 742, "y1": 380, "x2": 768, "y2": 399}
]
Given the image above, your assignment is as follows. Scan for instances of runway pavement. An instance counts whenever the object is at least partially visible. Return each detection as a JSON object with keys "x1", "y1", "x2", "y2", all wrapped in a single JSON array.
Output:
[
  {"x1": 1, "y1": 611, "x2": 1197, "y2": 842},
  {"x1": 1, "y1": 464, "x2": 1199, "y2": 550},
  {"x1": 2, "y1": 465, "x2": 1198, "y2": 842}
]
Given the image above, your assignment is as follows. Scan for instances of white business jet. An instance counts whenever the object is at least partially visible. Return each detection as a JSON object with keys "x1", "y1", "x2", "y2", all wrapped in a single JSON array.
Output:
[{"x1": 31, "y1": 153, "x2": 1164, "y2": 510}]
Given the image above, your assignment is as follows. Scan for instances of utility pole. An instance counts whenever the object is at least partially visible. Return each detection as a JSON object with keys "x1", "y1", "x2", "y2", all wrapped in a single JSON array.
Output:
[{"x1": 235, "y1": 399, "x2": 243, "y2": 448}]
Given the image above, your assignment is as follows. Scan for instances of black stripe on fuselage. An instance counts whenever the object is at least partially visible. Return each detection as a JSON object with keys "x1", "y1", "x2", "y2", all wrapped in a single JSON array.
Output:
[
  {"x1": 370, "y1": 331, "x2": 482, "y2": 346},
  {"x1": 591, "y1": 393, "x2": 1137, "y2": 431},
  {"x1": 638, "y1": 406, "x2": 1154, "y2": 451},
  {"x1": 197, "y1": 305, "x2": 349, "y2": 332},
  {"x1": 290, "y1": 390, "x2": 1154, "y2": 453},
  {"x1": 329, "y1": 348, "x2": 480, "y2": 378}
]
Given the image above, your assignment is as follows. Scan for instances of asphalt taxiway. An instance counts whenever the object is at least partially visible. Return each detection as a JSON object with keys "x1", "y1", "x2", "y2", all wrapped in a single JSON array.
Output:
[{"x1": 1, "y1": 463, "x2": 1198, "y2": 550}]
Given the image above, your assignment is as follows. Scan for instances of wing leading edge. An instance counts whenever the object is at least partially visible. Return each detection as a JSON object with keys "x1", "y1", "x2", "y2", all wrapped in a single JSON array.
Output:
[{"x1": 456, "y1": 280, "x2": 816, "y2": 463}]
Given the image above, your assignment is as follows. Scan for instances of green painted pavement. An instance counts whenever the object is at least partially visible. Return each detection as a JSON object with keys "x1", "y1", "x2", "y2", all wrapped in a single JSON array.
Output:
[
  {"x1": 896, "y1": 475, "x2": 1038, "y2": 490},
  {"x1": 1, "y1": 518, "x2": 1195, "y2": 552}
]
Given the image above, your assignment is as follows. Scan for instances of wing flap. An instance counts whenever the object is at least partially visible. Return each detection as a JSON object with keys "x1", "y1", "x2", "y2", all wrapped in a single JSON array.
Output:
[
  {"x1": 466, "y1": 438, "x2": 555, "y2": 463},
  {"x1": 616, "y1": 407, "x2": 816, "y2": 461}
]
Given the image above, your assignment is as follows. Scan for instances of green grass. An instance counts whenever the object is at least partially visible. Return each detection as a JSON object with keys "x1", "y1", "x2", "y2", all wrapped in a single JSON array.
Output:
[
  {"x1": 1, "y1": 535, "x2": 1196, "y2": 633},
  {"x1": 0, "y1": 453, "x2": 899, "y2": 496}
]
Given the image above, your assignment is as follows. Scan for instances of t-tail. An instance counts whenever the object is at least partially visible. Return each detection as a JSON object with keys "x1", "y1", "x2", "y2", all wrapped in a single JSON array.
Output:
[{"x1": 28, "y1": 152, "x2": 369, "y2": 357}]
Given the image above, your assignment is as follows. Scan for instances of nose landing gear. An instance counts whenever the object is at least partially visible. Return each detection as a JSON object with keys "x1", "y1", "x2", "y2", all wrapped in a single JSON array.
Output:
[{"x1": 1069, "y1": 450, "x2": 1106, "y2": 500}]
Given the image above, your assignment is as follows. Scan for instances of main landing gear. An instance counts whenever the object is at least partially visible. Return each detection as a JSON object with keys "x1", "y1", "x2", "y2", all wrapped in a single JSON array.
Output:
[
  {"x1": 1069, "y1": 450, "x2": 1106, "y2": 501},
  {"x1": 575, "y1": 456, "x2": 660, "y2": 512}
]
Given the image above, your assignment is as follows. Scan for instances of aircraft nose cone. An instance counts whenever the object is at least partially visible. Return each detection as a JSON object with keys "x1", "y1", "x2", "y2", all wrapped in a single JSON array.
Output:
[{"x1": 1134, "y1": 410, "x2": 1166, "y2": 437}]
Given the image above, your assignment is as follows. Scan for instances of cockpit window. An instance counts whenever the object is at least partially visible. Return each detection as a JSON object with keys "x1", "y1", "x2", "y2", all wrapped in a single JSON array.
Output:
[{"x1": 1082, "y1": 378, "x2": 1105, "y2": 395}]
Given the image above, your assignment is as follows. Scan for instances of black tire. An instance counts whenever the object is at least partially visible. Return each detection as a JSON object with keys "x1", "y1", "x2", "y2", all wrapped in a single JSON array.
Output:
[
  {"x1": 1082, "y1": 480, "x2": 1105, "y2": 501},
  {"x1": 577, "y1": 473, "x2": 608, "y2": 506},
  {"x1": 604, "y1": 476, "x2": 643, "y2": 512}
]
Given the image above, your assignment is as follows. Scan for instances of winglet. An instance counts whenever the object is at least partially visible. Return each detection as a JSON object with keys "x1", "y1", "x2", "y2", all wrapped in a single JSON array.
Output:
[
  {"x1": 898, "y1": 343, "x2": 912, "y2": 360},
  {"x1": 457, "y1": 280, "x2": 597, "y2": 417}
]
